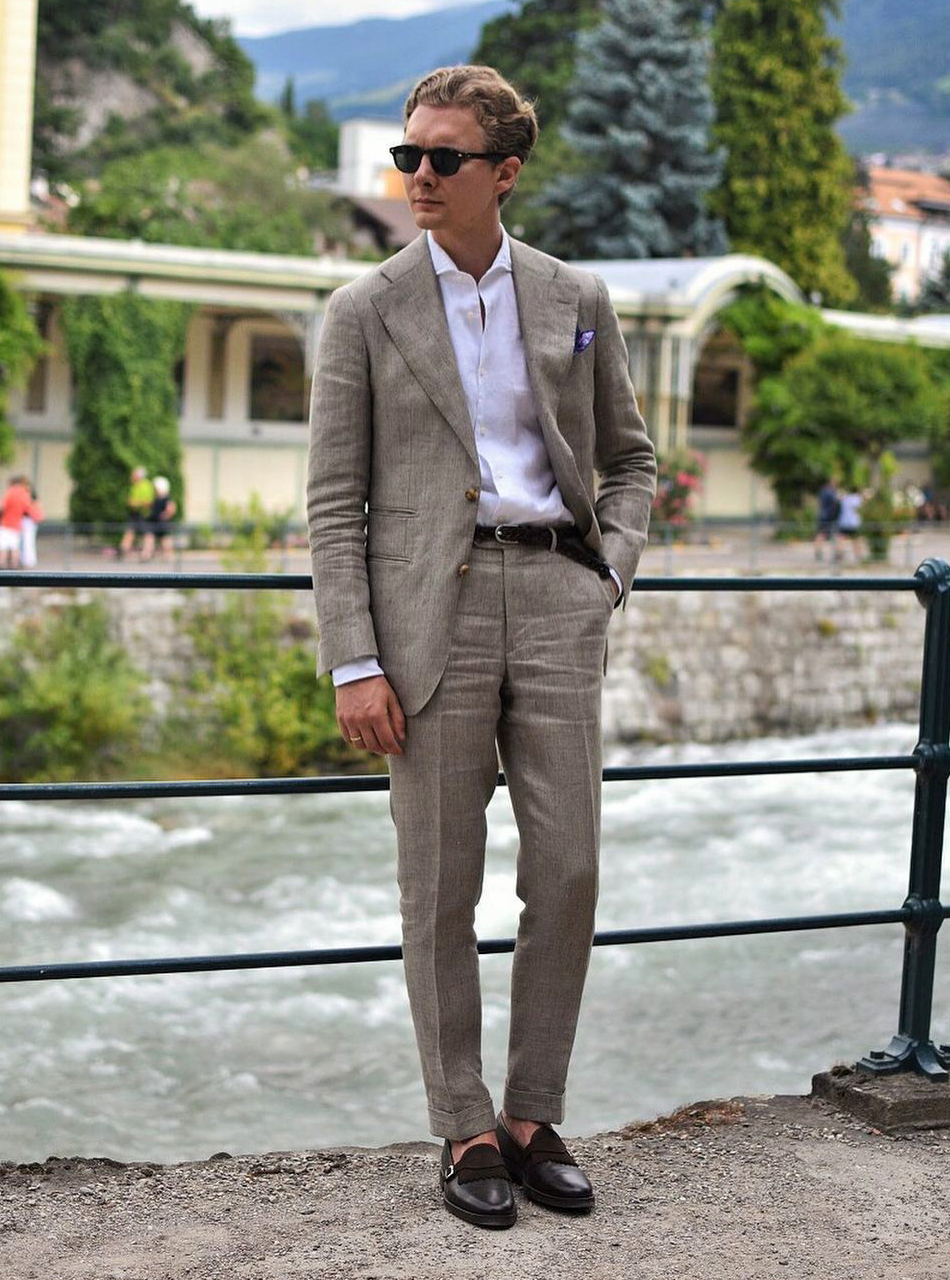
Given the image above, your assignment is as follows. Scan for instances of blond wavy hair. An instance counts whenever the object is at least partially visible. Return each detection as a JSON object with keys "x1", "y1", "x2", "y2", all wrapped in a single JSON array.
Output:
[{"x1": 403, "y1": 65, "x2": 538, "y2": 203}]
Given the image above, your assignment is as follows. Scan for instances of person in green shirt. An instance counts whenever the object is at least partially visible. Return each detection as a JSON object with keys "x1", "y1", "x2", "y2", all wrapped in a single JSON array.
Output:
[{"x1": 119, "y1": 466, "x2": 155, "y2": 559}]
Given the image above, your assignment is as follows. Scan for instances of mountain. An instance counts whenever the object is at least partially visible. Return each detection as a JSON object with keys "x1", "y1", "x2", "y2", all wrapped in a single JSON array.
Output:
[
  {"x1": 832, "y1": 0, "x2": 950, "y2": 155},
  {"x1": 236, "y1": 0, "x2": 513, "y2": 121},
  {"x1": 237, "y1": 0, "x2": 950, "y2": 157}
]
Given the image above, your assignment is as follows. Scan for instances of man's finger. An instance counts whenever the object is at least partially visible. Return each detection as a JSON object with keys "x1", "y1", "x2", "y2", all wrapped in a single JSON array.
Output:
[
  {"x1": 373, "y1": 713, "x2": 403, "y2": 756},
  {"x1": 358, "y1": 723, "x2": 386, "y2": 755},
  {"x1": 388, "y1": 689, "x2": 407, "y2": 742}
]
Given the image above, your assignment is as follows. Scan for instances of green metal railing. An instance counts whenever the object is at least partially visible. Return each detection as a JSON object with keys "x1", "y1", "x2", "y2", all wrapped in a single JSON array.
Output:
[{"x1": 1, "y1": 559, "x2": 948, "y2": 1082}]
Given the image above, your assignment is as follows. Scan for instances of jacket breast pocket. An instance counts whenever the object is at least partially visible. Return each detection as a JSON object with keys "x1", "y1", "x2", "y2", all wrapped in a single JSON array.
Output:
[{"x1": 366, "y1": 507, "x2": 413, "y2": 562}]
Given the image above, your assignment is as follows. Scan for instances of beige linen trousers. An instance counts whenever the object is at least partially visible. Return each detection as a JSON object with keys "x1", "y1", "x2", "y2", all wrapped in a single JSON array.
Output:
[{"x1": 307, "y1": 232, "x2": 656, "y2": 1139}]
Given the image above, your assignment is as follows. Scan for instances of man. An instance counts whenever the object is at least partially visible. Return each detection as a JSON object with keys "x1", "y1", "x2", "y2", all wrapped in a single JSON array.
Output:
[
  {"x1": 307, "y1": 65, "x2": 656, "y2": 1229},
  {"x1": 814, "y1": 477, "x2": 841, "y2": 562}
]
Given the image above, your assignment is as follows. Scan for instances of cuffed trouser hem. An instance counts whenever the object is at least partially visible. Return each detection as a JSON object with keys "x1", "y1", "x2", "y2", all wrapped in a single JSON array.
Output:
[
  {"x1": 502, "y1": 1086, "x2": 565, "y2": 1126},
  {"x1": 428, "y1": 1099, "x2": 499, "y2": 1142}
]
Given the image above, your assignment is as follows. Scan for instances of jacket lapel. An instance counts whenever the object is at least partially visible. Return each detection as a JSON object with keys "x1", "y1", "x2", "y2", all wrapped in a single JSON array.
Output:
[
  {"x1": 370, "y1": 235, "x2": 478, "y2": 468},
  {"x1": 509, "y1": 239, "x2": 594, "y2": 535},
  {"x1": 510, "y1": 238, "x2": 579, "y2": 426}
]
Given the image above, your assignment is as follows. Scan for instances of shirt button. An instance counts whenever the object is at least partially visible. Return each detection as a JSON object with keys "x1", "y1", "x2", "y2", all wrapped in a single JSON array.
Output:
[
  {"x1": 465, "y1": 488, "x2": 479, "y2": 502},
  {"x1": 458, "y1": 563, "x2": 470, "y2": 576}
]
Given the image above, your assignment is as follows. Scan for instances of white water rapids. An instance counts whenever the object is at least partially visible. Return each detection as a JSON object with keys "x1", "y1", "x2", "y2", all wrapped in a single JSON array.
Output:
[{"x1": 0, "y1": 722, "x2": 946, "y2": 1163}]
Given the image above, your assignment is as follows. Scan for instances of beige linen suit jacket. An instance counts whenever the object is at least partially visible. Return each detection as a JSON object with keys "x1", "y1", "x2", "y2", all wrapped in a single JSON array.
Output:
[{"x1": 307, "y1": 232, "x2": 657, "y2": 718}]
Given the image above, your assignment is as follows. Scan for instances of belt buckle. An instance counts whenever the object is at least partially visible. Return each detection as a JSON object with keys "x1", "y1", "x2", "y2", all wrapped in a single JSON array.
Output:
[{"x1": 494, "y1": 523, "x2": 520, "y2": 544}]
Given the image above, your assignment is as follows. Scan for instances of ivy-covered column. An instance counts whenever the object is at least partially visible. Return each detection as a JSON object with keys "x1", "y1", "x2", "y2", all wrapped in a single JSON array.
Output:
[
  {"x1": 60, "y1": 291, "x2": 191, "y2": 525},
  {"x1": 0, "y1": 271, "x2": 46, "y2": 465}
]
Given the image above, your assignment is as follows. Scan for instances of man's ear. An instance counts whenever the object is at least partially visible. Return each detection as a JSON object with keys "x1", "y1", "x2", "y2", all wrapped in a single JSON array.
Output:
[{"x1": 496, "y1": 155, "x2": 522, "y2": 199}]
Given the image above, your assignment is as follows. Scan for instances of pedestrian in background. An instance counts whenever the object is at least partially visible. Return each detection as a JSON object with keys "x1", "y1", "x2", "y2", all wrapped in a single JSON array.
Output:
[
  {"x1": 837, "y1": 486, "x2": 865, "y2": 563},
  {"x1": 140, "y1": 476, "x2": 177, "y2": 561},
  {"x1": 814, "y1": 477, "x2": 841, "y2": 561},
  {"x1": 118, "y1": 466, "x2": 154, "y2": 559},
  {"x1": 0, "y1": 476, "x2": 37, "y2": 570},
  {"x1": 19, "y1": 480, "x2": 43, "y2": 568}
]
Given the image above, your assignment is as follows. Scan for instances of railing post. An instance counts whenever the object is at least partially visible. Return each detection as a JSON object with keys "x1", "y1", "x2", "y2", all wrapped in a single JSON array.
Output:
[{"x1": 858, "y1": 557, "x2": 950, "y2": 1081}]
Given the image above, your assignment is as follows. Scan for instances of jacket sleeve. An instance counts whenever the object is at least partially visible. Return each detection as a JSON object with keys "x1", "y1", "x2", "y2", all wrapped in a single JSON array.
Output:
[
  {"x1": 306, "y1": 286, "x2": 380, "y2": 677},
  {"x1": 590, "y1": 274, "x2": 657, "y2": 606}
]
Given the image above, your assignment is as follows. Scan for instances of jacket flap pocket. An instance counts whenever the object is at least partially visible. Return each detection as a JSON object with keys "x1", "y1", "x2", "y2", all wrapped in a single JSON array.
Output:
[{"x1": 366, "y1": 509, "x2": 411, "y2": 561}]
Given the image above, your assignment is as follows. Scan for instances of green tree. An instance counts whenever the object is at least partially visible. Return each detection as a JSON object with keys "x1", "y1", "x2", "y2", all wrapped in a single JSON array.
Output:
[
  {"x1": 536, "y1": 0, "x2": 728, "y2": 259},
  {"x1": 840, "y1": 168, "x2": 894, "y2": 312},
  {"x1": 288, "y1": 100, "x2": 340, "y2": 173},
  {"x1": 717, "y1": 284, "x2": 829, "y2": 378},
  {"x1": 61, "y1": 292, "x2": 189, "y2": 525},
  {"x1": 33, "y1": 0, "x2": 267, "y2": 180},
  {"x1": 709, "y1": 0, "x2": 857, "y2": 304},
  {"x1": 0, "y1": 275, "x2": 47, "y2": 465},
  {"x1": 279, "y1": 75, "x2": 297, "y2": 121},
  {"x1": 474, "y1": 0, "x2": 600, "y2": 130},
  {"x1": 471, "y1": 0, "x2": 599, "y2": 242},
  {"x1": 918, "y1": 249, "x2": 950, "y2": 314},
  {"x1": 68, "y1": 135, "x2": 346, "y2": 254},
  {"x1": 743, "y1": 330, "x2": 949, "y2": 512}
]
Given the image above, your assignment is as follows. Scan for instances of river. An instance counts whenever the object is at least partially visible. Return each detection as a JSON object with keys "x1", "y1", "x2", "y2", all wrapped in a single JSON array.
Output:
[{"x1": 0, "y1": 721, "x2": 946, "y2": 1164}]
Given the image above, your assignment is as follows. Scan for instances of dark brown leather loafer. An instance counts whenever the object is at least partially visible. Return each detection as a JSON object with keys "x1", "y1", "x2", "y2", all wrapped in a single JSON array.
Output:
[
  {"x1": 496, "y1": 1115, "x2": 594, "y2": 1212},
  {"x1": 440, "y1": 1140, "x2": 517, "y2": 1229}
]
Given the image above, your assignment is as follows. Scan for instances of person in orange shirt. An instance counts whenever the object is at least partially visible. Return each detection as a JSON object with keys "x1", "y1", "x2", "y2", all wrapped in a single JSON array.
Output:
[{"x1": 0, "y1": 476, "x2": 40, "y2": 570}]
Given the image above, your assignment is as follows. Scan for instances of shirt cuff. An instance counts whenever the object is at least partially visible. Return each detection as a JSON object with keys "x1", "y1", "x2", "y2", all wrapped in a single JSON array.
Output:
[
  {"x1": 332, "y1": 656, "x2": 385, "y2": 686},
  {"x1": 607, "y1": 565, "x2": 624, "y2": 608}
]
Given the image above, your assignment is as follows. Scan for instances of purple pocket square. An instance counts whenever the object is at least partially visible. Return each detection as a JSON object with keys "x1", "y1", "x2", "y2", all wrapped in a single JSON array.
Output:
[{"x1": 574, "y1": 327, "x2": 596, "y2": 354}]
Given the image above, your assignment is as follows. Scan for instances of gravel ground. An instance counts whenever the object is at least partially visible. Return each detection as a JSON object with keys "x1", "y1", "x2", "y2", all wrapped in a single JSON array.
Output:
[{"x1": 1, "y1": 1094, "x2": 948, "y2": 1279}]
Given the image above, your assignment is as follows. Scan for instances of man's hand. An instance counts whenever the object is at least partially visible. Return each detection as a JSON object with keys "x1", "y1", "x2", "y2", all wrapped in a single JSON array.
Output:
[{"x1": 336, "y1": 675, "x2": 406, "y2": 756}]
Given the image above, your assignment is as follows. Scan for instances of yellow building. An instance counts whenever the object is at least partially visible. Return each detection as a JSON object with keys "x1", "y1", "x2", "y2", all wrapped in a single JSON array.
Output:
[
  {"x1": 3, "y1": 231, "x2": 950, "y2": 522},
  {"x1": 1, "y1": 0, "x2": 947, "y2": 523}
]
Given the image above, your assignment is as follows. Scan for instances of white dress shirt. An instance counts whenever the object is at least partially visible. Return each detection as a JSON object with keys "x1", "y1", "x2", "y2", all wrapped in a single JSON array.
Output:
[{"x1": 333, "y1": 228, "x2": 618, "y2": 687}]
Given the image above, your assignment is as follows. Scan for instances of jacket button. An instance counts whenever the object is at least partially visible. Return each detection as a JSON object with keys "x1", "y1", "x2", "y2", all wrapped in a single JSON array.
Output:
[
  {"x1": 465, "y1": 487, "x2": 479, "y2": 502},
  {"x1": 458, "y1": 563, "x2": 470, "y2": 576}
]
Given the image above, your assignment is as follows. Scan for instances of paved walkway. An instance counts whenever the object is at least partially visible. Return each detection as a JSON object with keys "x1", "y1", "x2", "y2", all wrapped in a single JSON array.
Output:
[{"x1": 0, "y1": 1093, "x2": 947, "y2": 1279}]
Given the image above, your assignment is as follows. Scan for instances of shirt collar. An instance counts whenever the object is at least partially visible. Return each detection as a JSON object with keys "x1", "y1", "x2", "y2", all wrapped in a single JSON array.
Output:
[{"x1": 426, "y1": 228, "x2": 512, "y2": 278}]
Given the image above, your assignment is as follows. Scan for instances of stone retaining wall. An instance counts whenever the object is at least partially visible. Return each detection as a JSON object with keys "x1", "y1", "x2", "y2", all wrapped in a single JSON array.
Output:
[{"x1": 0, "y1": 584, "x2": 925, "y2": 745}]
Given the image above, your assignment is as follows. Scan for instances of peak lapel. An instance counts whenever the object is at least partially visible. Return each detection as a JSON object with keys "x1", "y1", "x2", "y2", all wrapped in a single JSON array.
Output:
[
  {"x1": 510, "y1": 240, "x2": 580, "y2": 426},
  {"x1": 371, "y1": 238, "x2": 477, "y2": 468},
  {"x1": 509, "y1": 240, "x2": 592, "y2": 531}
]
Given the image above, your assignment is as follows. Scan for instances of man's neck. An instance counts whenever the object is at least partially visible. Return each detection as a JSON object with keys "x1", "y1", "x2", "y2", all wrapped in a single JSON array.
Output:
[{"x1": 431, "y1": 222, "x2": 504, "y2": 283}]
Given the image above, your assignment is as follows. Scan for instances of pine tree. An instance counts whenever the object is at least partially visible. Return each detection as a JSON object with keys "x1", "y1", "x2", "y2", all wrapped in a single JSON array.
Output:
[
  {"x1": 534, "y1": 0, "x2": 728, "y2": 259},
  {"x1": 709, "y1": 0, "x2": 857, "y2": 304},
  {"x1": 279, "y1": 76, "x2": 297, "y2": 121}
]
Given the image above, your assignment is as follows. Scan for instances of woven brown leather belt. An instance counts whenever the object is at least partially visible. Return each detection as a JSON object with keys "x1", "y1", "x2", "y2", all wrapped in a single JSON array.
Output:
[{"x1": 473, "y1": 522, "x2": 614, "y2": 580}]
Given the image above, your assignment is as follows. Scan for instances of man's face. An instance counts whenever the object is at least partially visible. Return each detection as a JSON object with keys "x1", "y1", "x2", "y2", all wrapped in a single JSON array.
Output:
[{"x1": 401, "y1": 104, "x2": 519, "y2": 237}]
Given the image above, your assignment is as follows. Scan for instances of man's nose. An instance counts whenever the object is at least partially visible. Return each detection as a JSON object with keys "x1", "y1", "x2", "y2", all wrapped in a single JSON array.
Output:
[{"x1": 415, "y1": 154, "x2": 438, "y2": 184}]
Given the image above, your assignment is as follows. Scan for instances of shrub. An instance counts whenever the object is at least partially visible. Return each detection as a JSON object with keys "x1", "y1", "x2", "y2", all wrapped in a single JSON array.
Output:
[
  {"x1": 652, "y1": 449, "x2": 706, "y2": 527},
  {"x1": 175, "y1": 497, "x2": 369, "y2": 776},
  {"x1": 0, "y1": 600, "x2": 148, "y2": 781}
]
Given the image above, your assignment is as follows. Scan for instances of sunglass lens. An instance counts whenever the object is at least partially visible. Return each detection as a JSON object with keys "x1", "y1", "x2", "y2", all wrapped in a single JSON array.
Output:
[
  {"x1": 430, "y1": 148, "x2": 461, "y2": 177},
  {"x1": 392, "y1": 146, "x2": 422, "y2": 173}
]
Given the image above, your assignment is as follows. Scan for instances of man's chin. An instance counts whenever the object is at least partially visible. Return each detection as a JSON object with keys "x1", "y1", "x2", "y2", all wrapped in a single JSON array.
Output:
[{"x1": 411, "y1": 204, "x2": 443, "y2": 225}]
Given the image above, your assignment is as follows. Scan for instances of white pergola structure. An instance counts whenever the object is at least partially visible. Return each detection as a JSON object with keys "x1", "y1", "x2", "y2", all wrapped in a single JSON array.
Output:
[{"x1": 2, "y1": 231, "x2": 948, "y2": 520}]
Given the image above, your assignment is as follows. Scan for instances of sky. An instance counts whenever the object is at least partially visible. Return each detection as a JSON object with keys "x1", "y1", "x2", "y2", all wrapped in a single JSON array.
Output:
[{"x1": 189, "y1": 0, "x2": 477, "y2": 38}]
